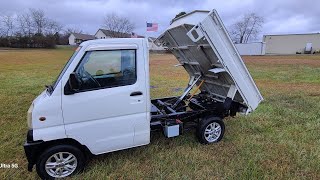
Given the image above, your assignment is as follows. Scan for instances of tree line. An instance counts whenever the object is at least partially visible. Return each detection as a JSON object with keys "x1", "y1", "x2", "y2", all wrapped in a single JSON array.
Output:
[
  {"x1": 0, "y1": 9, "x2": 137, "y2": 48},
  {"x1": 0, "y1": 9, "x2": 77, "y2": 48},
  {"x1": 1, "y1": 9, "x2": 264, "y2": 48}
]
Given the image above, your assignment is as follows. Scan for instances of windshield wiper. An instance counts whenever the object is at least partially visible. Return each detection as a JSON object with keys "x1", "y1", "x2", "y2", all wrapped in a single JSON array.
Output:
[{"x1": 45, "y1": 84, "x2": 54, "y2": 94}]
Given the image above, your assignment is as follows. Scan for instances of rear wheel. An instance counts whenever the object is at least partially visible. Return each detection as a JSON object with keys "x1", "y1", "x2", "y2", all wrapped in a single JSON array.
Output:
[
  {"x1": 36, "y1": 145, "x2": 85, "y2": 179},
  {"x1": 197, "y1": 116, "x2": 225, "y2": 144}
]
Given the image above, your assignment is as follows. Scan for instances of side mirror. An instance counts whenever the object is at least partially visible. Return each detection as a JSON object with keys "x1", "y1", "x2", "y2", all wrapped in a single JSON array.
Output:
[
  {"x1": 69, "y1": 72, "x2": 80, "y2": 91},
  {"x1": 65, "y1": 72, "x2": 81, "y2": 95}
]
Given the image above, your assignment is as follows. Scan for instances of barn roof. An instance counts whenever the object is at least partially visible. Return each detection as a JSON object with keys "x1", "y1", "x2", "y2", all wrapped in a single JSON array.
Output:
[
  {"x1": 72, "y1": 33, "x2": 95, "y2": 40},
  {"x1": 98, "y1": 29, "x2": 144, "y2": 38},
  {"x1": 99, "y1": 29, "x2": 130, "y2": 38}
]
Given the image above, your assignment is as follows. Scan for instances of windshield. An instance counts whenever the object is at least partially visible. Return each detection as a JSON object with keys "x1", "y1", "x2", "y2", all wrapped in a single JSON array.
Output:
[{"x1": 48, "y1": 46, "x2": 82, "y2": 94}]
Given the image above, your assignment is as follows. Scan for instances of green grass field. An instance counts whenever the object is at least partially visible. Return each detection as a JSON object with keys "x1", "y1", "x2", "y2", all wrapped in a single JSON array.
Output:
[{"x1": 0, "y1": 48, "x2": 319, "y2": 179}]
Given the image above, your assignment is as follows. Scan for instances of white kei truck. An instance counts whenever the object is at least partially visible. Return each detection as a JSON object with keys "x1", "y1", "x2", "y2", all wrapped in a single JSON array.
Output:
[{"x1": 24, "y1": 10, "x2": 263, "y2": 179}]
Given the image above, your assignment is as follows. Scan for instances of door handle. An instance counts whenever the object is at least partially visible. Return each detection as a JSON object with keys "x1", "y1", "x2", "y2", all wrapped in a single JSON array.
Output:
[{"x1": 130, "y1": 91, "x2": 143, "y2": 96}]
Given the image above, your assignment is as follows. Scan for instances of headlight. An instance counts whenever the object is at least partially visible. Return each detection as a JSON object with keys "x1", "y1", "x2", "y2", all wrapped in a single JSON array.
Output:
[{"x1": 27, "y1": 104, "x2": 33, "y2": 129}]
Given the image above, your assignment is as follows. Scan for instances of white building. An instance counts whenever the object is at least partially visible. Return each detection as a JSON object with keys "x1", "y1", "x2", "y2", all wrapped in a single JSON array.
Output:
[
  {"x1": 263, "y1": 33, "x2": 320, "y2": 54},
  {"x1": 68, "y1": 33, "x2": 95, "y2": 45},
  {"x1": 235, "y1": 42, "x2": 266, "y2": 55}
]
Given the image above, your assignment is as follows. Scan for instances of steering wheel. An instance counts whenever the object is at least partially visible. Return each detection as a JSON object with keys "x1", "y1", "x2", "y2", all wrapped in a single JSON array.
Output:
[{"x1": 83, "y1": 70, "x2": 101, "y2": 88}]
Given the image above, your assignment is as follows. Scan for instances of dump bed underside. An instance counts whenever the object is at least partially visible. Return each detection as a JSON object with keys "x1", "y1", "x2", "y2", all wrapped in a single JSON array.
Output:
[
  {"x1": 157, "y1": 10, "x2": 263, "y2": 113},
  {"x1": 158, "y1": 24, "x2": 239, "y2": 101}
]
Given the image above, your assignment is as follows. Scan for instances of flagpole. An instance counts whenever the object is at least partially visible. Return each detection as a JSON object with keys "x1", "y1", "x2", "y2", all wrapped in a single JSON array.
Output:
[{"x1": 145, "y1": 21, "x2": 148, "y2": 44}]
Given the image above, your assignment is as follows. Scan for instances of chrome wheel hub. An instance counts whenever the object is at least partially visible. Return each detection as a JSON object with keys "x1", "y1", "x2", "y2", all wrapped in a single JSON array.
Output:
[
  {"x1": 204, "y1": 122, "x2": 222, "y2": 142},
  {"x1": 45, "y1": 152, "x2": 77, "y2": 178}
]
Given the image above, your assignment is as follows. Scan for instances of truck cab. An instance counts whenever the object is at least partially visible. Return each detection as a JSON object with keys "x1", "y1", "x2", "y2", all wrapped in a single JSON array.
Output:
[{"x1": 25, "y1": 38, "x2": 151, "y2": 179}]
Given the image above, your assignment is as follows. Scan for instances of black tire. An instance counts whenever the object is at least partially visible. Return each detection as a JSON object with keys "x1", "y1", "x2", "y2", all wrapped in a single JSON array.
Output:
[
  {"x1": 36, "y1": 145, "x2": 86, "y2": 180},
  {"x1": 197, "y1": 116, "x2": 225, "y2": 144}
]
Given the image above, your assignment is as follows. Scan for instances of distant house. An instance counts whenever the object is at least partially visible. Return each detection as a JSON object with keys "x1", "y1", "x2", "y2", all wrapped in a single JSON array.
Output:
[
  {"x1": 95, "y1": 29, "x2": 130, "y2": 39},
  {"x1": 93, "y1": 29, "x2": 166, "y2": 51},
  {"x1": 94, "y1": 29, "x2": 144, "y2": 39},
  {"x1": 68, "y1": 33, "x2": 95, "y2": 45}
]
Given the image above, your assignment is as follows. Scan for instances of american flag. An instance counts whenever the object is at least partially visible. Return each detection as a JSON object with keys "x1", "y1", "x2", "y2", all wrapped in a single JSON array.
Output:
[{"x1": 146, "y1": 23, "x2": 158, "y2": 32}]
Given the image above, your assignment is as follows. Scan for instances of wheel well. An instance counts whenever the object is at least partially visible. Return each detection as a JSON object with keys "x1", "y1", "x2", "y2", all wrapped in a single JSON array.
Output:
[
  {"x1": 38, "y1": 138, "x2": 92, "y2": 161},
  {"x1": 199, "y1": 114, "x2": 223, "y2": 123}
]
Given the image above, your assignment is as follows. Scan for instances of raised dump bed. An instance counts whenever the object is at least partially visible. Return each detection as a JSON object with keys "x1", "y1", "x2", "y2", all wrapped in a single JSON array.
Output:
[{"x1": 156, "y1": 9, "x2": 263, "y2": 114}]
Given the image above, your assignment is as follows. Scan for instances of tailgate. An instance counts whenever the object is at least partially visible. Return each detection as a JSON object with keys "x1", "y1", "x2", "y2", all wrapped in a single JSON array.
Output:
[{"x1": 157, "y1": 9, "x2": 263, "y2": 113}]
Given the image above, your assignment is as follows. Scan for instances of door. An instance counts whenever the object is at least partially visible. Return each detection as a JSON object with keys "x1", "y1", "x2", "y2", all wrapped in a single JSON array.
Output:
[
  {"x1": 62, "y1": 48, "x2": 148, "y2": 154},
  {"x1": 305, "y1": 43, "x2": 312, "y2": 53}
]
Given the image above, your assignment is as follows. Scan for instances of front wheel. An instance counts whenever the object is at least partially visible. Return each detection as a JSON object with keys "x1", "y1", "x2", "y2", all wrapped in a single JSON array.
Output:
[
  {"x1": 36, "y1": 145, "x2": 85, "y2": 179},
  {"x1": 197, "y1": 117, "x2": 225, "y2": 144}
]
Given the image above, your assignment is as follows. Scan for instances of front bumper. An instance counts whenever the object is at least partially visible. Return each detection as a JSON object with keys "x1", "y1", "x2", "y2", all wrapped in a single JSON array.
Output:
[{"x1": 23, "y1": 130, "x2": 44, "y2": 172}]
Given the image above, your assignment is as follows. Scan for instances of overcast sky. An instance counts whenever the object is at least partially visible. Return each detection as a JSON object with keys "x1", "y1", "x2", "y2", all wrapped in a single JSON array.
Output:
[{"x1": 1, "y1": 0, "x2": 319, "y2": 41}]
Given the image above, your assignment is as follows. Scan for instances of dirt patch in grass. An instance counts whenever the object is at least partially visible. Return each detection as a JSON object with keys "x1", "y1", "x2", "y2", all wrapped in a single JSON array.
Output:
[
  {"x1": 243, "y1": 55, "x2": 320, "y2": 67},
  {"x1": 150, "y1": 53, "x2": 320, "y2": 67},
  {"x1": 256, "y1": 80, "x2": 320, "y2": 95}
]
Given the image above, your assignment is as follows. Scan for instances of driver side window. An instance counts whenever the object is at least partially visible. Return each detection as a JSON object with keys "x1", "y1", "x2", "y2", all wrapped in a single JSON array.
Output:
[{"x1": 75, "y1": 49, "x2": 136, "y2": 91}]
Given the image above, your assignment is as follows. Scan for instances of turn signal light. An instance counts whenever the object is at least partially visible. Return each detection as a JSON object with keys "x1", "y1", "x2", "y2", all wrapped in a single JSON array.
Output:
[{"x1": 39, "y1": 117, "x2": 46, "y2": 121}]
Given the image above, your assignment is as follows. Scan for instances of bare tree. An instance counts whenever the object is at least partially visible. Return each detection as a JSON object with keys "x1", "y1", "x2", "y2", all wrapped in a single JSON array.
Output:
[
  {"x1": 29, "y1": 8, "x2": 47, "y2": 35},
  {"x1": 46, "y1": 20, "x2": 63, "y2": 35},
  {"x1": 230, "y1": 13, "x2": 264, "y2": 43},
  {"x1": 64, "y1": 27, "x2": 83, "y2": 35},
  {"x1": 102, "y1": 13, "x2": 134, "y2": 37},
  {"x1": 0, "y1": 15, "x2": 3, "y2": 37},
  {"x1": 28, "y1": 9, "x2": 62, "y2": 35},
  {"x1": 1, "y1": 15, "x2": 15, "y2": 37},
  {"x1": 17, "y1": 12, "x2": 33, "y2": 36}
]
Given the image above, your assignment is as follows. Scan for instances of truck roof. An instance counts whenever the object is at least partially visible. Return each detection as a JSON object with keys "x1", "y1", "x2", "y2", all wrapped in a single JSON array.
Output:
[
  {"x1": 80, "y1": 38, "x2": 146, "y2": 47},
  {"x1": 157, "y1": 9, "x2": 263, "y2": 113}
]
